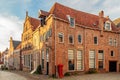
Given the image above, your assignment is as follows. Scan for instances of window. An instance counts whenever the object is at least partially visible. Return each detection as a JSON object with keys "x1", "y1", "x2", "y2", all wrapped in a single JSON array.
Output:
[
  {"x1": 24, "y1": 55, "x2": 30, "y2": 67},
  {"x1": 41, "y1": 16, "x2": 46, "y2": 26},
  {"x1": 109, "y1": 38, "x2": 112, "y2": 46},
  {"x1": 69, "y1": 35, "x2": 74, "y2": 44},
  {"x1": 70, "y1": 17, "x2": 75, "y2": 27},
  {"x1": 94, "y1": 36, "x2": 98, "y2": 44},
  {"x1": 105, "y1": 21, "x2": 111, "y2": 31},
  {"x1": 46, "y1": 49, "x2": 49, "y2": 62},
  {"x1": 49, "y1": 28, "x2": 52, "y2": 37},
  {"x1": 68, "y1": 50, "x2": 74, "y2": 70},
  {"x1": 77, "y1": 50, "x2": 83, "y2": 70},
  {"x1": 98, "y1": 50, "x2": 104, "y2": 69},
  {"x1": 78, "y1": 35, "x2": 82, "y2": 43},
  {"x1": 113, "y1": 39, "x2": 117, "y2": 46},
  {"x1": 89, "y1": 50, "x2": 95, "y2": 68},
  {"x1": 111, "y1": 51, "x2": 114, "y2": 57},
  {"x1": 41, "y1": 50, "x2": 44, "y2": 69},
  {"x1": 58, "y1": 33, "x2": 64, "y2": 43}
]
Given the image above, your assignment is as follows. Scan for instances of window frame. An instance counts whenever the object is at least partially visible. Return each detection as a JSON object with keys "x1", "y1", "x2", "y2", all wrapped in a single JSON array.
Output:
[
  {"x1": 68, "y1": 34, "x2": 74, "y2": 44},
  {"x1": 104, "y1": 21, "x2": 111, "y2": 31},
  {"x1": 70, "y1": 17, "x2": 75, "y2": 28},
  {"x1": 89, "y1": 50, "x2": 96, "y2": 69},
  {"x1": 78, "y1": 34, "x2": 82, "y2": 44},
  {"x1": 110, "y1": 51, "x2": 114, "y2": 57},
  {"x1": 58, "y1": 33, "x2": 64, "y2": 43},
  {"x1": 98, "y1": 50, "x2": 104, "y2": 69},
  {"x1": 68, "y1": 49, "x2": 75, "y2": 71},
  {"x1": 77, "y1": 50, "x2": 84, "y2": 71},
  {"x1": 94, "y1": 36, "x2": 98, "y2": 45},
  {"x1": 109, "y1": 38, "x2": 112, "y2": 46}
]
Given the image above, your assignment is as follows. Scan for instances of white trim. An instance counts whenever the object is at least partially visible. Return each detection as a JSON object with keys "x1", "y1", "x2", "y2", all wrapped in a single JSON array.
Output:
[
  {"x1": 58, "y1": 32, "x2": 64, "y2": 43},
  {"x1": 105, "y1": 21, "x2": 111, "y2": 31},
  {"x1": 76, "y1": 50, "x2": 84, "y2": 71},
  {"x1": 78, "y1": 34, "x2": 82, "y2": 44},
  {"x1": 94, "y1": 36, "x2": 98, "y2": 45},
  {"x1": 69, "y1": 17, "x2": 75, "y2": 28}
]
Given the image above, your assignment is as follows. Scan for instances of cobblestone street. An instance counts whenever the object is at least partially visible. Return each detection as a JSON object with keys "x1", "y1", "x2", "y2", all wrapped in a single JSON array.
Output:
[
  {"x1": 1, "y1": 70, "x2": 120, "y2": 80},
  {"x1": 0, "y1": 71, "x2": 27, "y2": 80}
]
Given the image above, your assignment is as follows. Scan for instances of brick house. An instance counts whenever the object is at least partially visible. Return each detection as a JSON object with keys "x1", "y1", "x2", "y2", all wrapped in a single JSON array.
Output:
[{"x1": 37, "y1": 3, "x2": 120, "y2": 76}]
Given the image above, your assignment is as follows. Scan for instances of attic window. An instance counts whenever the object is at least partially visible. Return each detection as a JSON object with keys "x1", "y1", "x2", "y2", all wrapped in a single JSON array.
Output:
[
  {"x1": 40, "y1": 16, "x2": 46, "y2": 26},
  {"x1": 105, "y1": 21, "x2": 111, "y2": 31},
  {"x1": 70, "y1": 17, "x2": 75, "y2": 27}
]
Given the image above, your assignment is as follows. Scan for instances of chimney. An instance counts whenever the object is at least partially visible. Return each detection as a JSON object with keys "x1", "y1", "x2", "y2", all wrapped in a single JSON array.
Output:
[
  {"x1": 99, "y1": 10, "x2": 104, "y2": 18},
  {"x1": 99, "y1": 10, "x2": 104, "y2": 37}
]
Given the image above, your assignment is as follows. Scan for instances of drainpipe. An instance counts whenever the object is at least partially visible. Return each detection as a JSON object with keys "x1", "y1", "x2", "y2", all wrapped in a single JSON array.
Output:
[
  {"x1": 84, "y1": 28, "x2": 86, "y2": 71},
  {"x1": 53, "y1": 14, "x2": 57, "y2": 77}
]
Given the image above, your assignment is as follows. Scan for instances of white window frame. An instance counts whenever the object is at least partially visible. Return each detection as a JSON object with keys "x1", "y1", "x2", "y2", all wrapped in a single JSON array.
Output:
[
  {"x1": 78, "y1": 34, "x2": 82, "y2": 44},
  {"x1": 105, "y1": 21, "x2": 111, "y2": 31},
  {"x1": 70, "y1": 17, "x2": 75, "y2": 28},
  {"x1": 58, "y1": 33, "x2": 64, "y2": 43},
  {"x1": 89, "y1": 50, "x2": 96, "y2": 69},
  {"x1": 68, "y1": 34, "x2": 74, "y2": 44},
  {"x1": 109, "y1": 38, "x2": 112, "y2": 46},
  {"x1": 110, "y1": 51, "x2": 115, "y2": 57},
  {"x1": 68, "y1": 49, "x2": 75, "y2": 71},
  {"x1": 113, "y1": 39, "x2": 117, "y2": 47},
  {"x1": 98, "y1": 50, "x2": 104, "y2": 69},
  {"x1": 94, "y1": 36, "x2": 98, "y2": 45},
  {"x1": 77, "y1": 50, "x2": 84, "y2": 71}
]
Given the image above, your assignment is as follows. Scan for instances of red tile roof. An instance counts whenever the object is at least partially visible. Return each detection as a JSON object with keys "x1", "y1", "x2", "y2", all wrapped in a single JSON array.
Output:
[
  {"x1": 39, "y1": 10, "x2": 49, "y2": 18},
  {"x1": 49, "y1": 3, "x2": 118, "y2": 32},
  {"x1": 28, "y1": 16, "x2": 40, "y2": 31}
]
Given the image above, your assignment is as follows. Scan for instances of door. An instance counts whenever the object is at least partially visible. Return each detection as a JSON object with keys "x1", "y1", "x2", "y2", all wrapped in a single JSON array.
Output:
[
  {"x1": 109, "y1": 61, "x2": 117, "y2": 72},
  {"x1": 46, "y1": 49, "x2": 49, "y2": 75},
  {"x1": 46, "y1": 62, "x2": 49, "y2": 75}
]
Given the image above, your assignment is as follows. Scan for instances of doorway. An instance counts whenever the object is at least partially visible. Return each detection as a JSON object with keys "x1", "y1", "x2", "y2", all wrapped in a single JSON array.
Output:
[
  {"x1": 46, "y1": 62, "x2": 49, "y2": 75},
  {"x1": 109, "y1": 61, "x2": 117, "y2": 72}
]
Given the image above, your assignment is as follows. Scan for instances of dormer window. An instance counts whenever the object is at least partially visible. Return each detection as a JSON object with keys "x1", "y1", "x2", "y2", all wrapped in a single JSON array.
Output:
[
  {"x1": 70, "y1": 17, "x2": 75, "y2": 27},
  {"x1": 41, "y1": 16, "x2": 46, "y2": 26},
  {"x1": 105, "y1": 21, "x2": 111, "y2": 31}
]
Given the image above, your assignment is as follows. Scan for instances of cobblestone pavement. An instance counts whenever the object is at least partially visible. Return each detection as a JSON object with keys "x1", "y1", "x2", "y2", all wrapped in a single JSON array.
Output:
[
  {"x1": 1, "y1": 70, "x2": 120, "y2": 80},
  {"x1": 0, "y1": 70, "x2": 27, "y2": 80}
]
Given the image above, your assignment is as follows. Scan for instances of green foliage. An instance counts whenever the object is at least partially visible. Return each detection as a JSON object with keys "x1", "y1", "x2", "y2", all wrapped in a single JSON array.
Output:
[
  {"x1": 86, "y1": 68, "x2": 97, "y2": 74},
  {"x1": 64, "y1": 72, "x2": 70, "y2": 76},
  {"x1": 34, "y1": 65, "x2": 42, "y2": 74}
]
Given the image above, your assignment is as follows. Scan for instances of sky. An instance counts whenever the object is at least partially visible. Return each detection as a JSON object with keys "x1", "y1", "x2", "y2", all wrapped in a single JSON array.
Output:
[{"x1": 0, "y1": 0, "x2": 120, "y2": 52}]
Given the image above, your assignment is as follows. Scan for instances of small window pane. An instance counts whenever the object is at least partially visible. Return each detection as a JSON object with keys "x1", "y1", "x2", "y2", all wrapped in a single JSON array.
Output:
[
  {"x1": 69, "y1": 35, "x2": 73, "y2": 43},
  {"x1": 58, "y1": 33, "x2": 64, "y2": 42},
  {"x1": 78, "y1": 35, "x2": 82, "y2": 43},
  {"x1": 111, "y1": 51, "x2": 114, "y2": 56},
  {"x1": 70, "y1": 18, "x2": 75, "y2": 27},
  {"x1": 94, "y1": 37, "x2": 97, "y2": 44}
]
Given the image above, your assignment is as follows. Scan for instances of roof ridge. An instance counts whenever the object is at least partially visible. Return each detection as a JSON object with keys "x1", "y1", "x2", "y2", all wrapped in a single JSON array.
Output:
[{"x1": 50, "y1": 2, "x2": 99, "y2": 18}]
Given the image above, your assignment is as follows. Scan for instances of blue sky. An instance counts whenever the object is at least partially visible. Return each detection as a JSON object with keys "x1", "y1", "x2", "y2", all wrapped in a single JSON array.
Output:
[{"x1": 0, "y1": 0, "x2": 120, "y2": 51}]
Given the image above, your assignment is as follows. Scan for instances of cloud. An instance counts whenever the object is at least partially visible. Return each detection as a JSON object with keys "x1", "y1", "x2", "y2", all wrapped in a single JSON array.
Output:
[
  {"x1": 57, "y1": 0, "x2": 120, "y2": 20},
  {"x1": 0, "y1": 13, "x2": 23, "y2": 51}
]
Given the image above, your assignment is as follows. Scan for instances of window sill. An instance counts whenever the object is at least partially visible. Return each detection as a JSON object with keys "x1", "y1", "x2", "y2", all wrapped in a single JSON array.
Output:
[{"x1": 59, "y1": 42, "x2": 64, "y2": 44}]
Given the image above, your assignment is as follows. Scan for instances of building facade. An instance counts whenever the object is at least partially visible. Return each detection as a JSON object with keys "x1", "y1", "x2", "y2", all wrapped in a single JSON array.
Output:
[
  {"x1": 21, "y1": 12, "x2": 40, "y2": 71},
  {"x1": 36, "y1": 3, "x2": 120, "y2": 76},
  {"x1": 8, "y1": 37, "x2": 21, "y2": 69}
]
